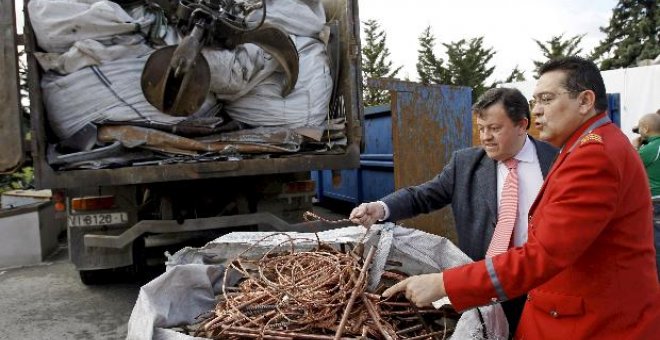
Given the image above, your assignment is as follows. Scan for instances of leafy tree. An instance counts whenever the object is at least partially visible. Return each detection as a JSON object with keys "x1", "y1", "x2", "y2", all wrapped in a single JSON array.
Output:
[
  {"x1": 443, "y1": 37, "x2": 496, "y2": 101},
  {"x1": 592, "y1": 0, "x2": 660, "y2": 70},
  {"x1": 416, "y1": 26, "x2": 450, "y2": 84},
  {"x1": 0, "y1": 47, "x2": 33, "y2": 191},
  {"x1": 532, "y1": 34, "x2": 586, "y2": 77},
  {"x1": 0, "y1": 167, "x2": 34, "y2": 195},
  {"x1": 361, "y1": 19, "x2": 402, "y2": 106}
]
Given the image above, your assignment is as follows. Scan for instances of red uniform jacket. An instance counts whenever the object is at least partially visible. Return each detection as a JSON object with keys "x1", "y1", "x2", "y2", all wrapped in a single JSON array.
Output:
[{"x1": 444, "y1": 113, "x2": 660, "y2": 339}]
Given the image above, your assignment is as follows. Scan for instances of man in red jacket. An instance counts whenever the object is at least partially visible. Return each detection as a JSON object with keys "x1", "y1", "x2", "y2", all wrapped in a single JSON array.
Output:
[{"x1": 384, "y1": 56, "x2": 660, "y2": 339}]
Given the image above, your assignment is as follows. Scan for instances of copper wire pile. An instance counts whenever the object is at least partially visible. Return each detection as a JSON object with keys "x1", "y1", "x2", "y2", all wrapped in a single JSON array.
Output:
[{"x1": 176, "y1": 234, "x2": 459, "y2": 339}]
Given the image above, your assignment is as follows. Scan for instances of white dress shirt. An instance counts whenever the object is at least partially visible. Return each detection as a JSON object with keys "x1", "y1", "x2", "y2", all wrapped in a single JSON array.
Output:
[{"x1": 496, "y1": 136, "x2": 544, "y2": 247}]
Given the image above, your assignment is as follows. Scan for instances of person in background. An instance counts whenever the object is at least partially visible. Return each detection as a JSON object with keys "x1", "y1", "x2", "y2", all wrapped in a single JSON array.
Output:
[
  {"x1": 381, "y1": 56, "x2": 659, "y2": 339},
  {"x1": 349, "y1": 87, "x2": 558, "y2": 336},
  {"x1": 634, "y1": 110, "x2": 660, "y2": 278}
]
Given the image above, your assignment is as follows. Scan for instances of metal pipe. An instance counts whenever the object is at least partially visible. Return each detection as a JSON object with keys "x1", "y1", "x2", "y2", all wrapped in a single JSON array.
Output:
[
  {"x1": 334, "y1": 245, "x2": 377, "y2": 340},
  {"x1": 225, "y1": 326, "x2": 355, "y2": 340},
  {"x1": 362, "y1": 294, "x2": 393, "y2": 340}
]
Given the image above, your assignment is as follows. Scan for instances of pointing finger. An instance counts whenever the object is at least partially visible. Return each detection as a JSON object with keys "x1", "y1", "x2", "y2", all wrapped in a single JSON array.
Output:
[{"x1": 382, "y1": 278, "x2": 409, "y2": 298}]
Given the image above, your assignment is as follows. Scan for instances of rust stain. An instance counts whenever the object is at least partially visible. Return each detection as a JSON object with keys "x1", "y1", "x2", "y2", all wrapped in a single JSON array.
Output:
[
  {"x1": 366, "y1": 79, "x2": 471, "y2": 241},
  {"x1": 390, "y1": 84, "x2": 471, "y2": 242}
]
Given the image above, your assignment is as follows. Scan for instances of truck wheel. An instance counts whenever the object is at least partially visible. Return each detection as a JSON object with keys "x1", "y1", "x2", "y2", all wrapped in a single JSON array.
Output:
[{"x1": 78, "y1": 269, "x2": 107, "y2": 285}]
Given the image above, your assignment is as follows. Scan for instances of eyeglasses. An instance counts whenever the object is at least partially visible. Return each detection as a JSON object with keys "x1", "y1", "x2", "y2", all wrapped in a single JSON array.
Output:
[{"x1": 529, "y1": 91, "x2": 574, "y2": 108}]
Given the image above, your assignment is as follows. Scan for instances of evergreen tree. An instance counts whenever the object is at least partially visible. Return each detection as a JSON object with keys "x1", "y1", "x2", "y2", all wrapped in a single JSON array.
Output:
[
  {"x1": 415, "y1": 26, "x2": 450, "y2": 84},
  {"x1": 532, "y1": 34, "x2": 586, "y2": 77},
  {"x1": 592, "y1": 0, "x2": 660, "y2": 70},
  {"x1": 504, "y1": 65, "x2": 526, "y2": 83},
  {"x1": 443, "y1": 37, "x2": 496, "y2": 101},
  {"x1": 361, "y1": 19, "x2": 402, "y2": 106}
]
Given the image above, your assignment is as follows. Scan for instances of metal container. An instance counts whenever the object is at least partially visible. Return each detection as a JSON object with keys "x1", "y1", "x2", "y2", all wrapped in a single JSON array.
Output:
[
  {"x1": 313, "y1": 104, "x2": 394, "y2": 203},
  {"x1": 314, "y1": 80, "x2": 473, "y2": 241}
]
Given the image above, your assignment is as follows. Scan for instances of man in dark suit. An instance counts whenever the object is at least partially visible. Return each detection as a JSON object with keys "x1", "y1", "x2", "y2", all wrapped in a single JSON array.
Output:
[{"x1": 349, "y1": 87, "x2": 558, "y2": 335}]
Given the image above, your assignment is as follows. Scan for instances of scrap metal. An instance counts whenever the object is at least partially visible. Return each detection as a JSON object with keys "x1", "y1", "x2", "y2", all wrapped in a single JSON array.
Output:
[
  {"x1": 141, "y1": 0, "x2": 299, "y2": 116},
  {"x1": 171, "y1": 232, "x2": 460, "y2": 339}
]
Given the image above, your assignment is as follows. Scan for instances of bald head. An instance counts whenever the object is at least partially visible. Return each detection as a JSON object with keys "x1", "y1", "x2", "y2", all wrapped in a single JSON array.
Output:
[{"x1": 639, "y1": 113, "x2": 660, "y2": 138}]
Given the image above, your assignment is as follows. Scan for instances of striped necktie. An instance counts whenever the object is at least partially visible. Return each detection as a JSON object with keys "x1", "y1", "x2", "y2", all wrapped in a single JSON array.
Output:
[{"x1": 486, "y1": 158, "x2": 519, "y2": 257}]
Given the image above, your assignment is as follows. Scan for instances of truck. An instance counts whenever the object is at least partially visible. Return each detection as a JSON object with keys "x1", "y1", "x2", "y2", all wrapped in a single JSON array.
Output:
[{"x1": 0, "y1": 0, "x2": 364, "y2": 284}]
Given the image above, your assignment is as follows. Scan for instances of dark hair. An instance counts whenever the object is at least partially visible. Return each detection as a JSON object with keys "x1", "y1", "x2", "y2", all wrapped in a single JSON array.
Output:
[
  {"x1": 538, "y1": 56, "x2": 608, "y2": 113},
  {"x1": 472, "y1": 87, "x2": 531, "y2": 130}
]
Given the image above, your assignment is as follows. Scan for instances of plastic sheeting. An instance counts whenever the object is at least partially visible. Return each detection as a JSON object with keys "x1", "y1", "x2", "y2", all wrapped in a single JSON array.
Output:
[
  {"x1": 29, "y1": 0, "x2": 169, "y2": 74},
  {"x1": 215, "y1": 0, "x2": 333, "y2": 128},
  {"x1": 41, "y1": 56, "x2": 219, "y2": 140},
  {"x1": 127, "y1": 225, "x2": 508, "y2": 340},
  {"x1": 34, "y1": 38, "x2": 153, "y2": 74},
  {"x1": 222, "y1": 36, "x2": 332, "y2": 128},
  {"x1": 32, "y1": 0, "x2": 333, "y2": 137},
  {"x1": 202, "y1": 44, "x2": 280, "y2": 100},
  {"x1": 127, "y1": 264, "x2": 241, "y2": 340},
  {"x1": 246, "y1": 0, "x2": 327, "y2": 38},
  {"x1": 27, "y1": 0, "x2": 154, "y2": 53}
]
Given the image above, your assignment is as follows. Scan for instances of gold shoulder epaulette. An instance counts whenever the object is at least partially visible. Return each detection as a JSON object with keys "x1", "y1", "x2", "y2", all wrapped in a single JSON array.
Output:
[{"x1": 580, "y1": 133, "x2": 603, "y2": 146}]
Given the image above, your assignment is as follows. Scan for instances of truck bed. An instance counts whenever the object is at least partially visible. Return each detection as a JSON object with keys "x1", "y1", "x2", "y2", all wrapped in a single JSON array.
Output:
[{"x1": 21, "y1": 0, "x2": 364, "y2": 189}]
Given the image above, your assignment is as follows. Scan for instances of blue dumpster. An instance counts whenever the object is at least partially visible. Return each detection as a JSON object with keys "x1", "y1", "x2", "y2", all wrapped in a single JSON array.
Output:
[
  {"x1": 312, "y1": 104, "x2": 394, "y2": 204},
  {"x1": 313, "y1": 81, "x2": 473, "y2": 209},
  {"x1": 607, "y1": 93, "x2": 620, "y2": 127}
]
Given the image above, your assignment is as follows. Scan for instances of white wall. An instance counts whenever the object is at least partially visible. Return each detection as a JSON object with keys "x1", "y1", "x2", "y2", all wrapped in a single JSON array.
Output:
[
  {"x1": 503, "y1": 64, "x2": 660, "y2": 141},
  {"x1": 0, "y1": 202, "x2": 59, "y2": 269},
  {"x1": 0, "y1": 208, "x2": 41, "y2": 268}
]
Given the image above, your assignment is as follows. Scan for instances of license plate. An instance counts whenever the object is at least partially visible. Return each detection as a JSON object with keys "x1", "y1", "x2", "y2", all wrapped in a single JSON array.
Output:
[{"x1": 68, "y1": 212, "x2": 128, "y2": 227}]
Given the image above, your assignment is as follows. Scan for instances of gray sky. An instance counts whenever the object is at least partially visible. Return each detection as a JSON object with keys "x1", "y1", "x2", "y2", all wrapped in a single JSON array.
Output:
[
  {"x1": 15, "y1": 0, "x2": 24, "y2": 34},
  {"x1": 358, "y1": 0, "x2": 618, "y2": 82}
]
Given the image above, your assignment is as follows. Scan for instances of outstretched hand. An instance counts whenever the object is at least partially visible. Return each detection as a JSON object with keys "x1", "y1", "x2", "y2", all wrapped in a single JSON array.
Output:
[
  {"x1": 382, "y1": 273, "x2": 447, "y2": 307},
  {"x1": 349, "y1": 202, "x2": 385, "y2": 228}
]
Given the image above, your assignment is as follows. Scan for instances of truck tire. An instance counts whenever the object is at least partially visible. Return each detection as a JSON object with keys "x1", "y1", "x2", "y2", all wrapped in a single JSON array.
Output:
[
  {"x1": 78, "y1": 269, "x2": 108, "y2": 285},
  {"x1": 78, "y1": 266, "x2": 132, "y2": 285}
]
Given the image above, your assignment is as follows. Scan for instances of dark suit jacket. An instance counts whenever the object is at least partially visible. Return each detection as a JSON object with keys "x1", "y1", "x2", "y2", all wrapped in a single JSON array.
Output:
[{"x1": 382, "y1": 137, "x2": 558, "y2": 261}]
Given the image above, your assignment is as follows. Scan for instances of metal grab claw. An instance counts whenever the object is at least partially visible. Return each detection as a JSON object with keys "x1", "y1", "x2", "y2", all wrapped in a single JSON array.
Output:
[
  {"x1": 140, "y1": 0, "x2": 299, "y2": 117},
  {"x1": 142, "y1": 25, "x2": 211, "y2": 116}
]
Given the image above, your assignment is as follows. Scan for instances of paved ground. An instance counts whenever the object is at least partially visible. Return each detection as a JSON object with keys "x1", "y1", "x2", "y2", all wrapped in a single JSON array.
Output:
[
  {"x1": 0, "y1": 244, "x2": 141, "y2": 340},
  {"x1": 0, "y1": 203, "x2": 352, "y2": 340}
]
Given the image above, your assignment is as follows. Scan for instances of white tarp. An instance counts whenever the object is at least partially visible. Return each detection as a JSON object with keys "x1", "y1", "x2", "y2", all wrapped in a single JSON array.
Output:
[
  {"x1": 31, "y1": 0, "x2": 333, "y2": 132},
  {"x1": 34, "y1": 38, "x2": 153, "y2": 74},
  {"x1": 218, "y1": 0, "x2": 333, "y2": 128},
  {"x1": 27, "y1": 0, "x2": 153, "y2": 53},
  {"x1": 29, "y1": 0, "x2": 169, "y2": 74},
  {"x1": 246, "y1": 0, "x2": 327, "y2": 38},
  {"x1": 202, "y1": 44, "x2": 280, "y2": 100},
  {"x1": 503, "y1": 64, "x2": 660, "y2": 141},
  {"x1": 221, "y1": 35, "x2": 332, "y2": 128},
  {"x1": 127, "y1": 224, "x2": 508, "y2": 340},
  {"x1": 41, "y1": 56, "x2": 218, "y2": 140}
]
